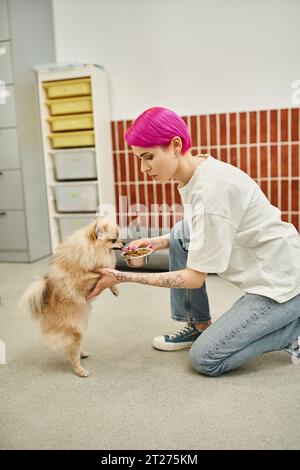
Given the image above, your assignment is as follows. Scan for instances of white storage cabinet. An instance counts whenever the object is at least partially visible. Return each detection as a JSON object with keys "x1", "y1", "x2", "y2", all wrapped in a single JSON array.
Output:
[{"x1": 36, "y1": 65, "x2": 115, "y2": 249}]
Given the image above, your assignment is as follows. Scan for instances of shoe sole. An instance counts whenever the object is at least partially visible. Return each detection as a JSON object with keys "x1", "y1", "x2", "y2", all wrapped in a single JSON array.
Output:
[{"x1": 152, "y1": 338, "x2": 194, "y2": 351}]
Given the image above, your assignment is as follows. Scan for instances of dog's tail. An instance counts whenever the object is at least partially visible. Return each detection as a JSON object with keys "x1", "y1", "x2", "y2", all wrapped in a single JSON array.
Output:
[{"x1": 19, "y1": 277, "x2": 47, "y2": 320}]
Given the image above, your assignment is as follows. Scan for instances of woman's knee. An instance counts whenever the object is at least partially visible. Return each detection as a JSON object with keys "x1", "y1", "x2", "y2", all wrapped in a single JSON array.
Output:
[
  {"x1": 170, "y1": 220, "x2": 184, "y2": 240},
  {"x1": 189, "y1": 341, "x2": 224, "y2": 377},
  {"x1": 170, "y1": 220, "x2": 189, "y2": 250}
]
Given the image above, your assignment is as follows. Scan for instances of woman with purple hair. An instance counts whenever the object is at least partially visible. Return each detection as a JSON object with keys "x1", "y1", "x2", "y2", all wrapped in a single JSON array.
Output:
[{"x1": 88, "y1": 107, "x2": 300, "y2": 376}]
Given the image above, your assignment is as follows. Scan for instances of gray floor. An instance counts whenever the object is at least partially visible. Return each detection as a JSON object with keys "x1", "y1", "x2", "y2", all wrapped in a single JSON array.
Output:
[{"x1": 0, "y1": 257, "x2": 300, "y2": 450}]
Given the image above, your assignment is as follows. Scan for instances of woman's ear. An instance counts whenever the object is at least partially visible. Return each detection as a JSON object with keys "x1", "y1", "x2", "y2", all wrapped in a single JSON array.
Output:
[{"x1": 171, "y1": 136, "x2": 182, "y2": 155}]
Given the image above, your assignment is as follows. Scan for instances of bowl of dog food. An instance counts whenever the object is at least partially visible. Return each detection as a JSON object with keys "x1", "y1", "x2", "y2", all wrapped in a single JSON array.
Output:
[{"x1": 120, "y1": 244, "x2": 153, "y2": 268}]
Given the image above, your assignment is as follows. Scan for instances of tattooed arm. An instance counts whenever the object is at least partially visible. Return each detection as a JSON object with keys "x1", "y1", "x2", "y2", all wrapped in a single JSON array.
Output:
[
  {"x1": 129, "y1": 233, "x2": 170, "y2": 252},
  {"x1": 150, "y1": 233, "x2": 170, "y2": 250},
  {"x1": 86, "y1": 267, "x2": 206, "y2": 300},
  {"x1": 113, "y1": 268, "x2": 205, "y2": 289}
]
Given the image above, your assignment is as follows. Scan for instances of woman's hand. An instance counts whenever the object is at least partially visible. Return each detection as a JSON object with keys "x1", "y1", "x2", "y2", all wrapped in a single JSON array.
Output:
[
  {"x1": 86, "y1": 268, "x2": 121, "y2": 301},
  {"x1": 127, "y1": 236, "x2": 168, "y2": 252}
]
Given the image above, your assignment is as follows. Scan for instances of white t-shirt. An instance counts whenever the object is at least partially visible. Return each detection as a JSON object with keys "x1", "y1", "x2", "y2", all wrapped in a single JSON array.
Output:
[{"x1": 178, "y1": 155, "x2": 300, "y2": 303}]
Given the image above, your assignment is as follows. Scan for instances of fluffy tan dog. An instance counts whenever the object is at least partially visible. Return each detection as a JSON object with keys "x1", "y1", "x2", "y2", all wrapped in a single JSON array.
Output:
[{"x1": 19, "y1": 217, "x2": 124, "y2": 377}]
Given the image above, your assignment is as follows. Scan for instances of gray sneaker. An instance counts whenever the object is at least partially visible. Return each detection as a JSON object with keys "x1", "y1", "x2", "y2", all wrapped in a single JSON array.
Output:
[{"x1": 152, "y1": 322, "x2": 202, "y2": 351}]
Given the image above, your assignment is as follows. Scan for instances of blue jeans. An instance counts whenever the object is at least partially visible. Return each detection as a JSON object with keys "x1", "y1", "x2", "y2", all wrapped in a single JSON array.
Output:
[{"x1": 169, "y1": 220, "x2": 300, "y2": 376}]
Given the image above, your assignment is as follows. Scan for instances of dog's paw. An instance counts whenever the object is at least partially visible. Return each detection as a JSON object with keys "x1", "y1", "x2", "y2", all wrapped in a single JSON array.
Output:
[
  {"x1": 75, "y1": 368, "x2": 90, "y2": 378},
  {"x1": 80, "y1": 351, "x2": 90, "y2": 359},
  {"x1": 110, "y1": 286, "x2": 119, "y2": 297}
]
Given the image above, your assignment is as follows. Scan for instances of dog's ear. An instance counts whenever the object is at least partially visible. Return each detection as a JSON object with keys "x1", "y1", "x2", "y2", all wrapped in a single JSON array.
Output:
[
  {"x1": 94, "y1": 223, "x2": 108, "y2": 240},
  {"x1": 89, "y1": 230, "x2": 97, "y2": 242},
  {"x1": 88, "y1": 220, "x2": 98, "y2": 241}
]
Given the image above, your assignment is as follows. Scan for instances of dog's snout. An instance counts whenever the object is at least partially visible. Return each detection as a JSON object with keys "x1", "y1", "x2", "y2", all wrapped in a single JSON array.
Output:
[
  {"x1": 117, "y1": 241, "x2": 125, "y2": 249},
  {"x1": 111, "y1": 240, "x2": 126, "y2": 251},
  {"x1": 112, "y1": 239, "x2": 125, "y2": 245}
]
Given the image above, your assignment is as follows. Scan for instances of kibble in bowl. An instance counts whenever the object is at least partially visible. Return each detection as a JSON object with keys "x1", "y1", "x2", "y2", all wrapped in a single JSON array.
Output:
[{"x1": 120, "y1": 247, "x2": 153, "y2": 268}]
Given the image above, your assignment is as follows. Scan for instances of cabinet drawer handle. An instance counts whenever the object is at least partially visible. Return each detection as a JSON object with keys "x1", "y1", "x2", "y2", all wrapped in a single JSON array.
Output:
[{"x1": 0, "y1": 212, "x2": 7, "y2": 216}]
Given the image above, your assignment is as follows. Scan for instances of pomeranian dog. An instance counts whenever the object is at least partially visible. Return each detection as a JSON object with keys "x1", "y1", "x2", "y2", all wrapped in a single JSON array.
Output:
[{"x1": 19, "y1": 217, "x2": 124, "y2": 377}]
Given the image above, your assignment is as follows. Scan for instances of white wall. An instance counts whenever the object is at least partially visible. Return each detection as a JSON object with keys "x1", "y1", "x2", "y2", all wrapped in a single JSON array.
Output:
[{"x1": 52, "y1": 0, "x2": 300, "y2": 120}]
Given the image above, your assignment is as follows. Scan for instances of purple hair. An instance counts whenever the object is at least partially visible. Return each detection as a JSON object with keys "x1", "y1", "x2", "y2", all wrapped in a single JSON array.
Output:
[{"x1": 124, "y1": 107, "x2": 191, "y2": 155}]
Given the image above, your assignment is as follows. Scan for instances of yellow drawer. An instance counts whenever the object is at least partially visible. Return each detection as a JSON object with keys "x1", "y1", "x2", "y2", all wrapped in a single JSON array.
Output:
[
  {"x1": 48, "y1": 131, "x2": 95, "y2": 149},
  {"x1": 43, "y1": 77, "x2": 91, "y2": 99},
  {"x1": 46, "y1": 96, "x2": 93, "y2": 115},
  {"x1": 47, "y1": 113, "x2": 94, "y2": 132}
]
